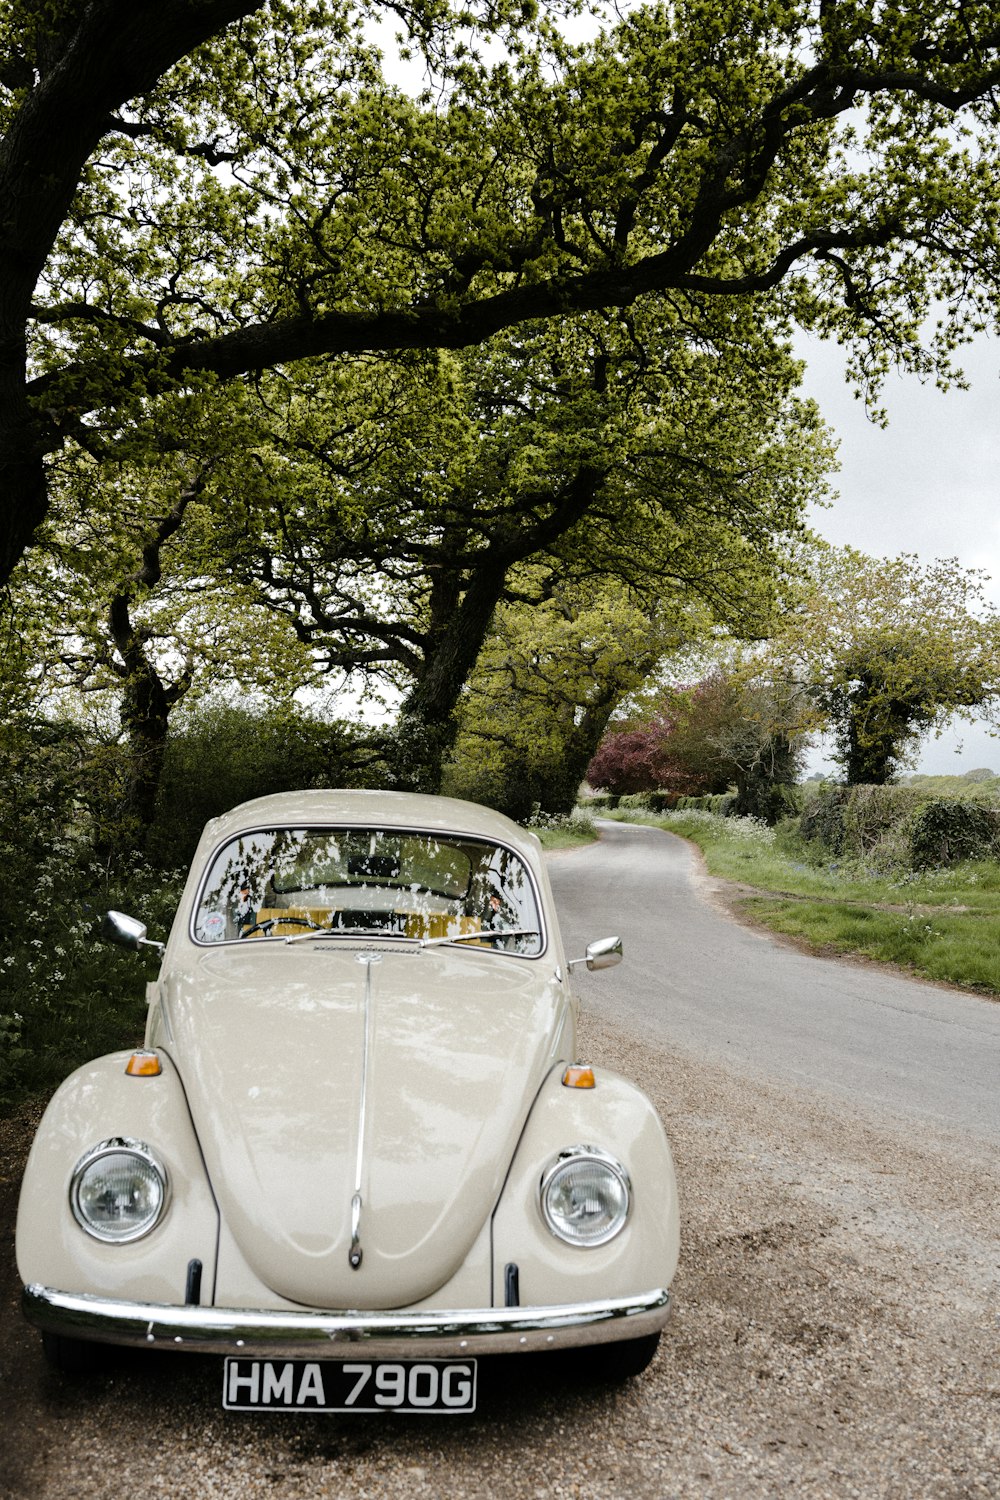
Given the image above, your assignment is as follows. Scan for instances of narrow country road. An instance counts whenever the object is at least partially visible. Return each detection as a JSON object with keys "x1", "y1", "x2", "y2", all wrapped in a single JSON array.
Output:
[
  {"x1": 549, "y1": 820, "x2": 1000, "y2": 1143},
  {"x1": 0, "y1": 821, "x2": 996, "y2": 1499}
]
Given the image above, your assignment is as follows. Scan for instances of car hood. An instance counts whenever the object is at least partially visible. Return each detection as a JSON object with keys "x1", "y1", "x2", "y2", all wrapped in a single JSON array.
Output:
[{"x1": 162, "y1": 943, "x2": 567, "y2": 1309}]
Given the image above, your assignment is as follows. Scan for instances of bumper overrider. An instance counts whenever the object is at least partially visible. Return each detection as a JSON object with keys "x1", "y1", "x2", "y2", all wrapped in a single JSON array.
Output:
[{"x1": 23, "y1": 1283, "x2": 670, "y2": 1358}]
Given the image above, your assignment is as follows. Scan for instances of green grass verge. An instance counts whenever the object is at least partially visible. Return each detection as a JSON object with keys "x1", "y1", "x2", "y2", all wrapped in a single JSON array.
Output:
[
  {"x1": 533, "y1": 822, "x2": 599, "y2": 849},
  {"x1": 603, "y1": 808, "x2": 1000, "y2": 995},
  {"x1": 741, "y1": 898, "x2": 1000, "y2": 992}
]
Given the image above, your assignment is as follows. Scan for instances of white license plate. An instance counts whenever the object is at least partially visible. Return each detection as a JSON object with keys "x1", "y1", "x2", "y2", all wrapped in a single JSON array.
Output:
[{"x1": 223, "y1": 1357, "x2": 477, "y2": 1413}]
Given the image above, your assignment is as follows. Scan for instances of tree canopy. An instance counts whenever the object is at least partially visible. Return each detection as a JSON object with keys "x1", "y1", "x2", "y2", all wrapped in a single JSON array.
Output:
[
  {"x1": 6, "y1": 0, "x2": 1000, "y2": 585},
  {"x1": 195, "y1": 298, "x2": 827, "y2": 785},
  {"x1": 5, "y1": 261, "x2": 826, "y2": 826},
  {"x1": 770, "y1": 546, "x2": 1000, "y2": 783},
  {"x1": 445, "y1": 577, "x2": 686, "y2": 818},
  {"x1": 589, "y1": 544, "x2": 1000, "y2": 804}
]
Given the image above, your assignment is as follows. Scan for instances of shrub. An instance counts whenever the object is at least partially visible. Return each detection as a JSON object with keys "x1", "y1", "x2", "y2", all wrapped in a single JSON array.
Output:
[
  {"x1": 527, "y1": 805, "x2": 597, "y2": 839},
  {"x1": 657, "y1": 808, "x2": 778, "y2": 849},
  {"x1": 798, "y1": 783, "x2": 1000, "y2": 871},
  {"x1": 800, "y1": 784, "x2": 925, "y2": 869},
  {"x1": 0, "y1": 845, "x2": 185, "y2": 1108},
  {"x1": 911, "y1": 801, "x2": 1000, "y2": 867},
  {"x1": 147, "y1": 703, "x2": 374, "y2": 869},
  {"x1": 799, "y1": 785, "x2": 852, "y2": 854},
  {"x1": 841, "y1": 784, "x2": 924, "y2": 860}
]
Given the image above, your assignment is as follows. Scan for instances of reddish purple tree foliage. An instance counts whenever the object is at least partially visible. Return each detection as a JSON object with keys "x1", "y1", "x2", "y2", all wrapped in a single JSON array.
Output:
[
  {"x1": 586, "y1": 724, "x2": 668, "y2": 795},
  {"x1": 587, "y1": 676, "x2": 740, "y2": 796}
]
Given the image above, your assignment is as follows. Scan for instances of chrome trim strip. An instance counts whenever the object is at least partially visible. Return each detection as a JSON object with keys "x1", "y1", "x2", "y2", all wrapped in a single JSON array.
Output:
[
  {"x1": 349, "y1": 951, "x2": 378, "y2": 1268},
  {"x1": 23, "y1": 1284, "x2": 671, "y2": 1359}
]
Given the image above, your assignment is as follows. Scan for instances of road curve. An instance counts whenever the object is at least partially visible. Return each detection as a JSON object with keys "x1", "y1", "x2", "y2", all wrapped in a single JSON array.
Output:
[{"x1": 549, "y1": 820, "x2": 1000, "y2": 1143}]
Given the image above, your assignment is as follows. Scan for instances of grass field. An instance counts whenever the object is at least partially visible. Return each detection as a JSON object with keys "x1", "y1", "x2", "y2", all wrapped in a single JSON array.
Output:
[{"x1": 601, "y1": 808, "x2": 1000, "y2": 997}]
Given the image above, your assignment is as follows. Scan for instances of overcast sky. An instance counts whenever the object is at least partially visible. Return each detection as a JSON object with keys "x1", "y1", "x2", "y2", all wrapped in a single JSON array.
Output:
[{"x1": 797, "y1": 334, "x2": 1000, "y2": 776}]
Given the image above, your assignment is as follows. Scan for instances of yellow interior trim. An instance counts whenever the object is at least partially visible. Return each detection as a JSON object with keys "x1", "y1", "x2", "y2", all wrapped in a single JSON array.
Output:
[
  {"x1": 245, "y1": 908, "x2": 484, "y2": 940},
  {"x1": 403, "y1": 913, "x2": 481, "y2": 940}
]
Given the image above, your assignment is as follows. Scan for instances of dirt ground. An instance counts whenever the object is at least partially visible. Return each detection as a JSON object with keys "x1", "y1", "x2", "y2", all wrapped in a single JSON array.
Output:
[{"x1": 2, "y1": 1005, "x2": 997, "y2": 1500}]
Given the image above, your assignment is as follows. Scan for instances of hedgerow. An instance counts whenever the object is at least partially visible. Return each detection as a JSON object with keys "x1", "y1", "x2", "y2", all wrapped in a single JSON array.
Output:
[
  {"x1": 799, "y1": 783, "x2": 1000, "y2": 870},
  {"x1": 910, "y1": 801, "x2": 1000, "y2": 867}
]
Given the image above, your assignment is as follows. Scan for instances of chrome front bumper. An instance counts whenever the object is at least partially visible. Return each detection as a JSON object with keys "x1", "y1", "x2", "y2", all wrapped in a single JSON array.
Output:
[{"x1": 23, "y1": 1283, "x2": 671, "y2": 1358}]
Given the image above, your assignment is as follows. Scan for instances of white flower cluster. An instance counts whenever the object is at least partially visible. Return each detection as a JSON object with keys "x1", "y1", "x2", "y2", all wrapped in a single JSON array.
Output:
[
  {"x1": 658, "y1": 809, "x2": 777, "y2": 848},
  {"x1": 528, "y1": 805, "x2": 597, "y2": 837}
]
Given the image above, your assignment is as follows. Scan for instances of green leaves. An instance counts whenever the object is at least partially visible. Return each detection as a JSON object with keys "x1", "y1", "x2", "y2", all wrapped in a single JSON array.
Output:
[
  {"x1": 16, "y1": 0, "x2": 1000, "y2": 433},
  {"x1": 766, "y1": 545, "x2": 1000, "y2": 783},
  {"x1": 7, "y1": 0, "x2": 1000, "y2": 810}
]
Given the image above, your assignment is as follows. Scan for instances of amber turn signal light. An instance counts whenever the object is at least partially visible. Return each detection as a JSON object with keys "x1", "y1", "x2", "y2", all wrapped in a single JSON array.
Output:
[
  {"x1": 125, "y1": 1050, "x2": 162, "y2": 1077},
  {"x1": 562, "y1": 1064, "x2": 596, "y2": 1089}
]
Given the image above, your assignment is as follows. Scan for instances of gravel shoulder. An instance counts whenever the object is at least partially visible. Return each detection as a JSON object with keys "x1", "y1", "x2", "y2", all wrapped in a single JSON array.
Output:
[{"x1": 2, "y1": 1005, "x2": 997, "y2": 1500}]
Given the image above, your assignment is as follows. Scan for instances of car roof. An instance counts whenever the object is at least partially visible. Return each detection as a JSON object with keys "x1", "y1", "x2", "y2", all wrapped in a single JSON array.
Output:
[{"x1": 201, "y1": 789, "x2": 541, "y2": 860}]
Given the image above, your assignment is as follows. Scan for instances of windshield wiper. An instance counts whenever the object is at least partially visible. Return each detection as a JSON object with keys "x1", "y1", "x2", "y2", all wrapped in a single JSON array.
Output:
[
  {"x1": 283, "y1": 928, "x2": 386, "y2": 945},
  {"x1": 282, "y1": 926, "x2": 540, "y2": 949},
  {"x1": 418, "y1": 929, "x2": 539, "y2": 950}
]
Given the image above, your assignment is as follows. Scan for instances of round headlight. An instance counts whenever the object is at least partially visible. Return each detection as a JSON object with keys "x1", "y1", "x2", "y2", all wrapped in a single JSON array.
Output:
[
  {"x1": 70, "y1": 1139, "x2": 168, "y2": 1243},
  {"x1": 540, "y1": 1146, "x2": 631, "y2": 1247}
]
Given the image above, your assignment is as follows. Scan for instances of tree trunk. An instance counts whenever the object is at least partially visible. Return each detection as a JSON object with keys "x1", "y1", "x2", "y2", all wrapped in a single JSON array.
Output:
[
  {"x1": 733, "y1": 732, "x2": 799, "y2": 823},
  {"x1": 385, "y1": 563, "x2": 508, "y2": 793},
  {"x1": 841, "y1": 689, "x2": 922, "y2": 786},
  {"x1": 117, "y1": 662, "x2": 172, "y2": 850},
  {"x1": 529, "y1": 691, "x2": 623, "y2": 819},
  {"x1": 103, "y1": 481, "x2": 200, "y2": 854}
]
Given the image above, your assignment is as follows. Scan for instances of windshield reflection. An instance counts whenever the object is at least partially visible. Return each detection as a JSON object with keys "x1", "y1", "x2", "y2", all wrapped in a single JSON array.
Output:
[{"x1": 192, "y1": 827, "x2": 543, "y2": 956}]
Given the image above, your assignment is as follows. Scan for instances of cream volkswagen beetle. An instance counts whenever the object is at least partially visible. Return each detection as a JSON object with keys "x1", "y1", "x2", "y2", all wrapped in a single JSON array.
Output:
[{"x1": 18, "y1": 791, "x2": 679, "y2": 1412}]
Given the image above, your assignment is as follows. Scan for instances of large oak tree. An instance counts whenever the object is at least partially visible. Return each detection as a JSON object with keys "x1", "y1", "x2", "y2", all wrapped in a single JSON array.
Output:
[
  {"x1": 193, "y1": 294, "x2": 828, "y2": 787},
  {"x1": 5, "y1": 0, "x2": 1000, "y2": 585}
]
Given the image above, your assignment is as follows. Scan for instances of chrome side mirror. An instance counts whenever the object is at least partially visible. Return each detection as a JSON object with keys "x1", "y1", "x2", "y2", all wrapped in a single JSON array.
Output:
[
  {"x1": 567, "y1": 935, "x2": 623, "y2": 973},
  {"x1": 100, "y1": 910, "x2": 165, "y2": 956}
]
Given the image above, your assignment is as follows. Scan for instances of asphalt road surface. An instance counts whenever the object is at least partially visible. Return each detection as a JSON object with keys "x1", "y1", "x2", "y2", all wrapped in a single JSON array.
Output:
[
  {"x1": 550, "y1": 820, "x2": 1000, "y2": 1145},
  {"x1": 1, "y1": 822, "x2": 997, "y2": 1499}
]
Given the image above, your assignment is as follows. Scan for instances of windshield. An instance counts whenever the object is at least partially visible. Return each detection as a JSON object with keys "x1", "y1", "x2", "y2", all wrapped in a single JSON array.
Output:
[{"x1": 192, "y1": 826, "x2": 543, "y2": 956}]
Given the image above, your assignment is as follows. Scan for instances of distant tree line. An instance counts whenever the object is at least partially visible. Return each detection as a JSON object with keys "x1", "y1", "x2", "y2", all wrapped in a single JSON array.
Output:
[{"x1": 587, "y1": 550, "x2": 1000, "y2": 821}]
